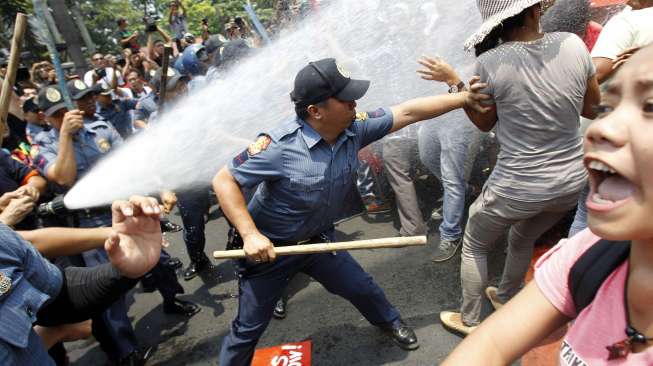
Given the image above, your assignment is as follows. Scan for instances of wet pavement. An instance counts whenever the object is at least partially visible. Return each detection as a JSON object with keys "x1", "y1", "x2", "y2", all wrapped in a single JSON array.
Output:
[{"x1": 68, "y1": 184, "x2": 511, "y2": 365}]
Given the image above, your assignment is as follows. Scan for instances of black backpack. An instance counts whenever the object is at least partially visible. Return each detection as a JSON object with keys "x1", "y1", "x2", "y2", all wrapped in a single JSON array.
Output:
[{"x1": 568, "y1": 239, "x2": 630, "y2": 314}]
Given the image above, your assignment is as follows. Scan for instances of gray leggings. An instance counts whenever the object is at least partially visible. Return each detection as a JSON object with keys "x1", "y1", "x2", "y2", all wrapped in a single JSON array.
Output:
[{"x1": 460, "y1": 186, "x2": 580, "y2": 325}]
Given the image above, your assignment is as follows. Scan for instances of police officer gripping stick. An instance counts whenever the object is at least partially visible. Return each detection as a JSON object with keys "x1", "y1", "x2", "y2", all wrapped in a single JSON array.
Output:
[{"x1": 212, "y1": 58, "x2": 490, "y2": 365}]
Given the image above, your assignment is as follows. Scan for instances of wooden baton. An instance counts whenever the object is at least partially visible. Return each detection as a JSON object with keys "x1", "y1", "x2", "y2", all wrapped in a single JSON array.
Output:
[
  {"x1": 213, "y1": 235, "x2": 427, "y2": 260},
  {"x1": 0, "y1": 13, "x2": 27, "y2": 145}
]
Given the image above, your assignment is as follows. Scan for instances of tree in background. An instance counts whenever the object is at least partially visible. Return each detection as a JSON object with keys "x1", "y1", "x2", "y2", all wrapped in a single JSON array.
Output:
[{"x1": 77, "y1": 0, "x2": 276, "y2": 54}]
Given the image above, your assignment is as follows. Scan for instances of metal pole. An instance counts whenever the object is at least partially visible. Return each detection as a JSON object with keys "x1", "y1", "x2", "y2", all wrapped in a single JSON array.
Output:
[
  {"x1": 0, "y1": 13, "x2": 28, "y2": 144},
  {"x1": 244, "y1": 3, "x2": 272, "y2": 45},
  {"x1": 213, "y1": 236, "x2": 427, "y2": 260}
]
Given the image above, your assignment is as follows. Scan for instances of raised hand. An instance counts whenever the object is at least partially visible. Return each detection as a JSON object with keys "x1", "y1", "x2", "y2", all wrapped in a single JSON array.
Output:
[
  {"x1": 105, "y1": 196, "x2": 162, "y2": 279},
  {"x1": 417, "y1": 55, "x2": 461, "y2": 85}
]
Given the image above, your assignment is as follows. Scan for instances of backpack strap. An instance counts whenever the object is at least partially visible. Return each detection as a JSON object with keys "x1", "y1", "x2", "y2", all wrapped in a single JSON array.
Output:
[{"x1": 568, "y1": 239, "x2": 630, "y2": 315}]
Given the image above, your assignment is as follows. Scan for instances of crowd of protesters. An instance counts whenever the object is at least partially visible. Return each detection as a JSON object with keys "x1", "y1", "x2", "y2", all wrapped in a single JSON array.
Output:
[{"x1": 0, "y1": 0, "x2": 652, "y2": 365}]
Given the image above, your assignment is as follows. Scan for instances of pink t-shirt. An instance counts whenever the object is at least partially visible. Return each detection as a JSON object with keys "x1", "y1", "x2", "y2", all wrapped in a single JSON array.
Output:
[{"x1": 535, "y1": 229, "x2": 653, "y2": 365}]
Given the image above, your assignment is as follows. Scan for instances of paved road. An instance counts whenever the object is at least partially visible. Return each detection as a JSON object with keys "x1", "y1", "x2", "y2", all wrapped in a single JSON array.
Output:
[{"x1": 68, "y1": 186, "x2": 510, "y2": 365}]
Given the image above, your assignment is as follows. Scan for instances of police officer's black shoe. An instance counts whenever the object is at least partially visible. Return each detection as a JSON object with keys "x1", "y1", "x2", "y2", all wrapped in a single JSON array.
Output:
[
  {"x1": 161, "y1": 220, "x2": 183, "y2": 233},
  {"x1": 166, "y1": 257, "x2": 183, "y2": 270},
  {"x1": 384, "y1": 321, "x2": 419, "y2": 350},
  {"x1": 272, "y1": 297, "x2": 287, "y2": 319},
  {"x1": 183, "y1": 258, "x2": 211, "y2": 281},
  {"x1": 163, "y1": 298, "x2": 201, "y2": 317}
]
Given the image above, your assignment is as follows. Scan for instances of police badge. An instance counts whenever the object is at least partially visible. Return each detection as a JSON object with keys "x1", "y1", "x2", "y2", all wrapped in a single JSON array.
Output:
[
  {"x1": 336, "y1": 61, "x2": 351, "y2": 78},
  {"x1": 74, "y1": 79, "x2": 87, "y2": 90},
  {"x1": 97, "y1": 138, "x2": 112, "y2": 153},
  {"x1": 46, "y1": 88, "x2": 62, "y2": 103}
]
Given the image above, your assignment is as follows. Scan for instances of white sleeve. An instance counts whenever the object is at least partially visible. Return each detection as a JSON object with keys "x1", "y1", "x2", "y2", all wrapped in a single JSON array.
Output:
[{"x1": 590, "y1": 12, "x2": 635, "y2": 60}]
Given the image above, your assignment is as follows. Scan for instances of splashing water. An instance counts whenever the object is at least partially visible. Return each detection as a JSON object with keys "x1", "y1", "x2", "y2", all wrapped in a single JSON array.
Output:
[{"x1": 64, "y1": 0, "x2": 583, "y2": 209}]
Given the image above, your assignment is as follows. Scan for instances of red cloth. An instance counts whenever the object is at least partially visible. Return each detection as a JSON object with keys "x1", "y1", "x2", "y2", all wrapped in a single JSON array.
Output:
[{"x1": 583, "y1": 21, "x2": 603, "y2": 51}]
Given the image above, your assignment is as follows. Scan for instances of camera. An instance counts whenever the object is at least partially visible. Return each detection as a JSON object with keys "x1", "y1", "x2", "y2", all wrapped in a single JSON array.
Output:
[
  {"x1": 116, "y1": 57, "x2": 126, "y2": 67},
  {"x1": 143, "y1": 0, "x2": 161, "y2": 32},
  {"x1": 94, "y1": 68, "x2": 107, "y2": 78}
]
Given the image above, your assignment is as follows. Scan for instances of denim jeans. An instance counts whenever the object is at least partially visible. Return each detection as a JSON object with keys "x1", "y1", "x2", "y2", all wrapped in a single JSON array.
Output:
[
  {"x1": 418, "y1": 113, "x2": 482, "y2": 241},
  {"x1": 568, "y1": 183, "x2": 589, "y2": 237}
]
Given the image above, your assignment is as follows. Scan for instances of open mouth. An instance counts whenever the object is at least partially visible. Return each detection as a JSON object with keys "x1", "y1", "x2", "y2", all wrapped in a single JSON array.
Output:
[{"x1": 586, "y1": 159, "x2": 635, "y2": 211}]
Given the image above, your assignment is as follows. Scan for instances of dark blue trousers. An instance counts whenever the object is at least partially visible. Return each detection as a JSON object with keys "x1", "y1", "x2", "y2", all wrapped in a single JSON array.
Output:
[
  {"x1": 177, "y1": 189, "x2": 211, "y2": 263},
  {"x1": 218, "y1": 251, "x2": 401, "y2": 366}
]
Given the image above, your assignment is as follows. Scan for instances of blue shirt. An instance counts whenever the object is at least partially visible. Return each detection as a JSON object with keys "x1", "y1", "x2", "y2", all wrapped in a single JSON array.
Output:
[
  {"x1": 36, "y1": 121, "x2": 123, "y2": 227},
  {"x1": 96, "y1": 99, "x2": 138, "y2": 139},
  {"x1": 36, "y1": 121, "x2": 123, "y2": 180},
  {"x1": 228, "y1": 108, "x2": 393, "y2": 242},
  {"x1": 25, "y1": 123, "x2": 50, "y2": 146},
  {"x1": 0, "y1": 224, "x2": 63, "y2": 365}
]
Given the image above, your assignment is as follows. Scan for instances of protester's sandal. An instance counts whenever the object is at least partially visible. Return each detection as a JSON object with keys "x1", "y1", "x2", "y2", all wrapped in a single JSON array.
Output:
[
  {"x1": 440, "y1": 311, "x2": 477, "y2": 336},
  {"x1": 485, "y1": 286, "x2": 503, "y2": 311}
]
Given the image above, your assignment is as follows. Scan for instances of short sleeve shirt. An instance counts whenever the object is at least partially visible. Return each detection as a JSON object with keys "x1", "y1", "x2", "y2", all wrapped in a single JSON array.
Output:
[
  {"x1": 591, "y1": 7, "x2": 653, "y2": 60},
  {"x1": 228, "y1": 108, "x2": 393, "y2": 242},
  {"x1": 474, "y1": 32, "x2": 593, "y2": 202},
  {"x1": 97, "y1": 99, "x2": 138, "y2": 139},
  {"x1": 0, "y1": 150, "x2": 39, "y2": 194},
  {"x1": 535, "y1": 229, "x2": 653, "y2": 365},
  {"x1": 0, "y1": 224, "x2": 62, "y2": 365},
  {"x1": 35, "y1": 121, "x2": 123, "y2": 180},
  {"x1": 169, "y1": 13, "x2": 188, "y2": 39}
]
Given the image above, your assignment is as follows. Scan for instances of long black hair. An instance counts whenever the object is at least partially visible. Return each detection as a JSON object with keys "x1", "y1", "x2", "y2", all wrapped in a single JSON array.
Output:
[{"x1": 474, "y1": 4, "x2": 539, "y2": 57}]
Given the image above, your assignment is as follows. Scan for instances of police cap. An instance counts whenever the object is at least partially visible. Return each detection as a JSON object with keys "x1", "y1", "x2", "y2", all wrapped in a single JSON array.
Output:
[{"x1": 290, "y1": 58, "x2": 369, "y2": 107}]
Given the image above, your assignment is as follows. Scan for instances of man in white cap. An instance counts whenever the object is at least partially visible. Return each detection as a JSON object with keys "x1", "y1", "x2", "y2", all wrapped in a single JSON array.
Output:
[{"x1": 439, "y1": 0, "x2": 601, "y2": 335}]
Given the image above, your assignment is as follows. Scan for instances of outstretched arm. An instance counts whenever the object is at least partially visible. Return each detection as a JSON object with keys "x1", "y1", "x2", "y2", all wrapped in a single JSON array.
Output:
[
  {"x1": 18, "y1": 227, "x2": 111, "y2": 258},
  {"x1": 390, "y1": 81, "x2": 491, "y2": 134}
]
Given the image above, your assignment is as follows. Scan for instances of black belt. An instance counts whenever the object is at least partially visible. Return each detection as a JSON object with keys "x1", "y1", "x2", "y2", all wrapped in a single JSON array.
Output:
[{"x1": 76, "y1": 206, "x2": 112, "y2": 219}]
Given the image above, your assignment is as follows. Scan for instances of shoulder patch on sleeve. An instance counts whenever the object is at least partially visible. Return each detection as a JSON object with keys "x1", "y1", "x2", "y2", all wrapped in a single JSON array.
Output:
[
  {"x1": 247, "y1": 134, "x2": 272, "y2": 156},
  {"x1": 355, "y1": 112, "x2": 368, "y2": 121},
  {"x1": 232, "y1": 149, "x2": 249, "y2": 168},
  {"x1": 367, "y1": 108, "x2": 386, "y2": 118}
]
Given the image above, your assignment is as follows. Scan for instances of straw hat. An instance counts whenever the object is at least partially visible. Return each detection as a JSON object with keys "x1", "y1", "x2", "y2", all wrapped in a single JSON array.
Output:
[{"x1": 464, "y1": 0, "x2": 542, "y2": 50}]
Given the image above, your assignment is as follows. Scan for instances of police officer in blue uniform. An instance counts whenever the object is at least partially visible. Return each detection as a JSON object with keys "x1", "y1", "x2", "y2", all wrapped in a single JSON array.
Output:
[
  {"x1": 35, "y1": 83, "x2": 145, "y2": 364},
  {"x1": 213, "y1": 58, "x2": 487, "y2": 365},
  {"x1": 35, "y1": 84, "x2": 199, "y2": 364}
]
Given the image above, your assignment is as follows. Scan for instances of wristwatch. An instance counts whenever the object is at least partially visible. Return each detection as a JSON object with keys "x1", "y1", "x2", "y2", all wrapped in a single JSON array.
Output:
[{"x1": 448, "y1": 80, "x2": 465, "y2": 93}]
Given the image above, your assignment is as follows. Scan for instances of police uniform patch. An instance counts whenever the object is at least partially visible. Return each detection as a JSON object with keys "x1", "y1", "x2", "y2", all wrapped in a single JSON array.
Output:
[
  {"x1": 97, "y1": 138, "x2": 111, "y2": 153},
  {"x1": 232, "y1": 149, "x2": 249, "y2": 167},
  {"x1": 367, "y1": 108, "x2": 386, "y2": 118},
  {"x1": 46, "y1": 88, "x2": 62, "y2": 103},
  {"x1": 247, "y1": 135, "x2": 271, "y2": 156},
  {"x1": 356, "y1": 112, "x2": 368, "y2": 121},
  {"x1": 74, "y1": 79, "x2": 87, "y2": 90},
  {"x1": 0, "y1": 272, "x2": 11, "y2": 297}
]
